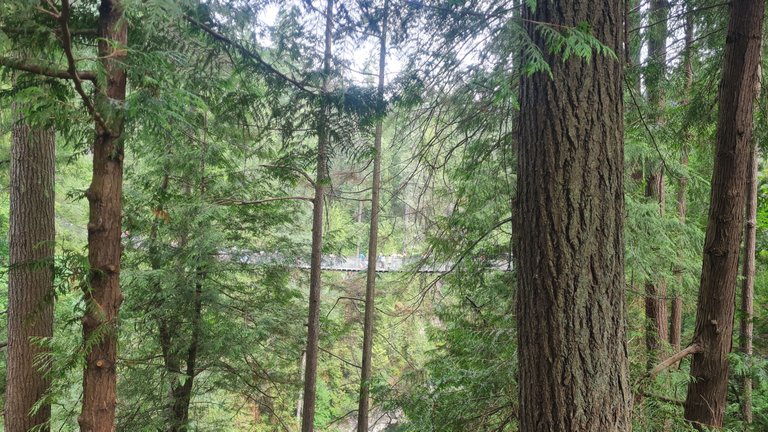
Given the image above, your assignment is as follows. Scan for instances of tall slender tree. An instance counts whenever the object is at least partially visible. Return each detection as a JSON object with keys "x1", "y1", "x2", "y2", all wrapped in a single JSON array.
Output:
[
  {"x1": 739, "y1": 143, "x2": 758, "y2": 424},
  {"x1": 670, "y1": 5, "x2": 695, "y2": 353},
  {"x1": 516, "y1": 0, "x2": 631, "y2": 430},
  {"x1": 5, "y1": 108, "x2": 55, "y2": 432},
  {"x1": 77, "y1": 0, "x2": 128, "y2": 429},
  {"x1": 683, "y1": 0, "x2": 765, "y2": 427},
  {"x1": 301, "y1": 1, "x2": 333, "y2": 430},
  {"x1": 644, "y1": 0, "x2": 669, "y2": 364},
  {"x1": 0, "y1": 0, "x2": 128, "y2": 428},
  {"x1": 357, "y1": 1, "x2": 388, "y2": 429}
]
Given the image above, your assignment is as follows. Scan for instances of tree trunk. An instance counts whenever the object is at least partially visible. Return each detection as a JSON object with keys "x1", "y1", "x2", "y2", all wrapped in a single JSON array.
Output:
[
  {"x1": 296, "y1": 350, "x2": 306, "y2": 424},
  {"x1": 739, "y1": 145, "x2": 758, "y2": 424},
  {"x1": 5, "y1": 109, "x2": 55, "y2": 432},
  {"x1": 643, "y1": 0, "x2": 669, "y2": 366},
  {"x1": 516, "y1": 1, "x2": 631, "y2": 430},
  {"x1": 645, "y1": 0, "x2": 668, "y2": 115},
  {"x1": 168, "y1": 274, "x2": 204, "y2": 432},
  {"x1": 300, "y1": 1, "x2": 333, "y2": 430},
  {"x1": 683, "y1": 1, "x2": 764, "y2": 428},
  {"x1": 669, "y1": 295, "x2": 682, "y2": 352},
  {"x1": 670, "y1": 8, "x2": 694, "y2": 352},
  {"x1": 78, "y1": 1, "x2": 127, "y2": 430},
  {"x1": 645, "y1": 167, "x2": 668, "y2": 364},
  {"x1": 357, "y1": 2, "x2": 388, "y2": 430}
]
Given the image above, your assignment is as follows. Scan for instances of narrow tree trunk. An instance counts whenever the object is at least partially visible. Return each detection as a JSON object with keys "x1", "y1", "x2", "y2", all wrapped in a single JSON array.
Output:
[
  {"x1": 670, "y1": 8, "x2": 694, "y2": 352},
  {"x1": 296, "y1": 350, "x2": 306, "y2": 424},
  {"x1": 645, "y1": 167, "x2": 668, "y2": 364},
  {"x1": 516, "y1": 1, "x2": 631, "y2": 430},
  {"x1": 300, "y1": 1, "x2": 333, "y2": 430},
  {"x1": 169, "y1": 274, "x2": 204, "y2": 432},
  {"x1": 646, "y1": 0, "x2": 668, "y2": 114},
  {"x1": 5, "y1": 109, "x2": 55, "y2": 432},
  {"x1": 669, "y1": 295, "x2": 682, "y2": 352},
  {"x1": 739, "y1": 145, "x2": 758, "y2": 424},
  {"x1": 78, "y1": 1, "x2": 127, "y2": 430},
  {"x1": 357, "y1": 2, "x2": 388, "y2": 430},
  {"x1": 683, "y1": 1, "x2": 764, "y2": 427},
  {"x1": 671, "y1": 147, "x2": 687, "y2": 353},
  {"x1": 644, "y1": 0, "x2": 669, "y2": 366}
]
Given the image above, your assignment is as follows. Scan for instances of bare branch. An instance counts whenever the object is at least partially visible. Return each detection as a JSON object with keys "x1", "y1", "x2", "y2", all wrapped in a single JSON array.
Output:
[
  {"x1": 0, "y1": 56, "x2": 97, "y2": 82},
  {"x1": 319, "y1": 347, "x2": 360, "y2": 369},
  {"x1": 214, "y1": 196, "x2": 314, "y2": 206},
  {"x1": 647, "y1": 344, "x2": 702, "y2": 380},
  {"x1": 184, "y1": 15, "x2": 317, "y2": 96},
  {"x1": 57, "y1": 0, "x2": 111, "y2": 134}
]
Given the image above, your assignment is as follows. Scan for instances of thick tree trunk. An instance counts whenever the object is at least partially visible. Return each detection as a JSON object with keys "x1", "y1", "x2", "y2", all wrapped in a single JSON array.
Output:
[
  {"x1": 78, "y1": 1, "x2": 127, "y2": 430},
  {"x1": 683, "y1": 1, "x2": 764, "y2": 428},
  {"x1": 645, "y1": 167, "x2": 668, "y2": 363},
  {"x1": 357, "y1": 2, "x2": 388, "y2": 430},
  {"x1": 5, "y1": 109, "x2": 55, "y2": 432},
  {"x1": 516, "y1": 1, "x2": 631, "y2": 430},
  {"x1": 739, "y1": 145, "x2": 758, "y2": 424},
  {"x1": 300, "y1": 1, "x2": 333, "y2": 430}
]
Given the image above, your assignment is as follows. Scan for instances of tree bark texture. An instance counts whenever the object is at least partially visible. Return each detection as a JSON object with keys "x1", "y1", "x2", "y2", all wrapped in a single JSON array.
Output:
[
  {"x1": 683, "y1": 0, "x2": 764, "y2": 427},
  {"x1": 357, "y1": 2, "x2": 387, "y2": 430},
  {"x1": 739, "y1": 145, "x2": 757, "y2": 424},
  {"x1": 301, "y1": 1, "x2": 333, "y2": 430},
  {"x1": 516, "y1": 1, "x2": 631, "y2": 430},
  {"x1": 78, "y1": 1, "x2": 127, "y2": 430},
  {"x1": 5, "y1": 109, "x2": 55, "y2": 432}
]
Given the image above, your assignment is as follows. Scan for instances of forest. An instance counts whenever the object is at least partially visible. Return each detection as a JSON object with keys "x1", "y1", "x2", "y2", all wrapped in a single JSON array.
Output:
[{"x1": 0, "y1": 0, "x2": 766, "y2": 431}]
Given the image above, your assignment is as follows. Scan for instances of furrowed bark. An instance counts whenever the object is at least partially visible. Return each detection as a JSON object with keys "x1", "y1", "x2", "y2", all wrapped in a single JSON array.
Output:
[
  {"x1": 5, "y1": 108, "x2": 55, "y2": 432},
  {"x1": 516, "y1": 0, "x2": 631, "y2": 430},
  {"x1": 78, "y1": 0, "x2": 127, "y2": 430},
  {"x1": 683, "y1": 0, "x2": 764, "y2": 427}
]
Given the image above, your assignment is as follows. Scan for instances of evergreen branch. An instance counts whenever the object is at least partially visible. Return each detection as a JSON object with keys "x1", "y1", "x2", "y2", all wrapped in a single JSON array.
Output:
[
  {"x1": 1, "y1": 25, "x2": 97, "y2": 37},
  {"x1": 0, "y1": 56, "x2": 97, "y2": 82},
  {"x1": 624, "y1": 75, "x2": 673, "y2": 179},
  {"x1": 184, "y1": 15, "x2": 317, "y2": 96},
  {"x1": 643, "y1": 392, "x2": 685, "y2": 406},
  {"x1": 57, "y1": 0, "x2": 111, "y2": 135},
  {"x1": 258, "y1": 164, "x2": 316, "y2": 188},
  {"x1": 390, "y1": 216, "x2": 514, "y2": 329},
  {"x1": 214, "y1": 196, "x2": 314, "y2": 205}
]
